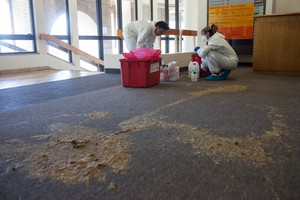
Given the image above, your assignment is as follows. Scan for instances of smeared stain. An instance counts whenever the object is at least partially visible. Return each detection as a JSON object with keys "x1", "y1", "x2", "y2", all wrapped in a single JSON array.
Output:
[
  {"x1": 119, "y1": 85, "x2": 290, "y2": 166},
  {"x1": 175, "y1": 105, "x2": 288, "y2": 166},
  {"x1": 0, "y1": 84, "x2": 293, "y2": 185},
  {"x1": 119, "y1": 85, "x2": 247, "y2": 131},
  {"x1": 62, "y1": 111, "x2": 110, "y2": 120},
  {"x1": 109, "y1": 182, "x2": 117, "y2": 190},
  {"x1": 26, "y1": 124, "x2": 131, "y2": 184},
  {"x1": 189, "y1": 85, "x2": 247, "y2": 96},
  {"x1": 0, "y1": 124, "x2": 131, "y2": 184},
  {"x1": 157, "y1": 85, "x2": 247, "y2": 113}
]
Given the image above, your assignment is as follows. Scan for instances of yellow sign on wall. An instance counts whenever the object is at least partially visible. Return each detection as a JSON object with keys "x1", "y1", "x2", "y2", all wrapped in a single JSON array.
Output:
[{"x1": 209, "y1": 1, "x2": 254, "y2": 40}]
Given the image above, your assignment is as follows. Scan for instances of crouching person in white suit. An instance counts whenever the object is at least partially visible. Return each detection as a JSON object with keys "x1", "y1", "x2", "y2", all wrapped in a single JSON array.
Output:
[
  {"x1": 123, "y1": 20, "x2": 169, "y2": 52},
  {"x1": 194, "y1": 24, "x2": 238, "y2": 81}
]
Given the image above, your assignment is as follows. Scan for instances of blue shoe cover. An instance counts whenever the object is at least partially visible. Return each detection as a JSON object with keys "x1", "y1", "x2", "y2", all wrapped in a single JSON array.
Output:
[{"x1": 205, "y1": 70, "x2": 231, "y2": 81}]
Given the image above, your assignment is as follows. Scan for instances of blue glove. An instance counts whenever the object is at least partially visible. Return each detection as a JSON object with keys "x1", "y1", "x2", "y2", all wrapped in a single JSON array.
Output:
[{"x1": 194, "y1": 46, "x2": 200, "y2": 52}]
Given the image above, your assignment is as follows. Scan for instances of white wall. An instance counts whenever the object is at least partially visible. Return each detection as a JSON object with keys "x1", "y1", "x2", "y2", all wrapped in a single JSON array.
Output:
[
  {"x1": 197, "y1": 0, "x2": 208, "y2": 48},
  {"x1": 265, "y1": 0, "x2": 274, "y2": 14},
  {"x1": 274, "y1": 0, "x2": 300, "y2": 13},
  {"x1": 182, "y1": 0, "x2": 197, "y2": 52},
  {"x1": 0, "y1": 54, "x2": 81, "y2": 71}
]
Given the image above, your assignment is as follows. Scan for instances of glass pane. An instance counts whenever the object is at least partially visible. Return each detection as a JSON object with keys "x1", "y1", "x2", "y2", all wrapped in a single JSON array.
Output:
[
  {"x1": 79, "y1": 40, "x2": 99, "y2": 57},
  {"x1": 122, "y1": 0, "x2": 136, "y2": 26},
  {"x1": 169, "y1": 0, "x2": 176, "y2": 29},
  {"x1": 103, "y1": 40, "x2": 118, "y2": 55},
  {"x1": 142, "y1": 0, "x2": 151, "y2": 21},
  {"x1": 79, "y1": 39, "x2": 99, "y2": 71},
  {"x1": 77, "y1": 0, "x2": 98, "y2": 36},
  {"x1": 102, "y1": 0, "x2": 117, "y2": 36},
  {"x1": 43, "y1": 0, "x2": 68, "y2": 35},
  {"x1": 157, "y1": 0, "x2": 165, "y2": 21},
  {"x1": 0, "y1": 0, "x2": 33, "y2": 34},
  {"x1": 179, "y1": 0, "x2": 183, "y2": 29},
  {"x1": 161, "y1": 40, "x2": 166, "y2": 53},
  {"x1": 122, "y1": 40, "x2": 128, "y2": 52},
  {"x1": 0, "y1": 40, "x2": 34, "y2": 53},
  {"x1": 43, "y1": 0, "x2": 69, "y2": 61},
  {"x1": 169, "y1": 39, "x2": 175, "y2": 53},
  {"x1": 80, "y1": 60, "x2": 98, "y2": 72},
  {"x1": 47, "y1": 40, "x2": 69, "y2": 61}
]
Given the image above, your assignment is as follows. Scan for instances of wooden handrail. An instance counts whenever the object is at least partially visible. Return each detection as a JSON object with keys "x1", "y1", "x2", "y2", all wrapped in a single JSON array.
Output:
[
  {"x1": 40, "y1": 34, "x2": 105, "y2": 66},
  {"x1": 162, "y1": 29, "x2": 180, "y2": 36},
  {"x1": 180, "y1": 29, "x2": 198, "y2": 36}
]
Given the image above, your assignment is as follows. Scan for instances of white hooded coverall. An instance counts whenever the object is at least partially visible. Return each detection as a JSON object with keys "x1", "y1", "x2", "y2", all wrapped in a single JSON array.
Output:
[
  {"x1": 123, "y1": 21, "x2": 157, "y2": 51},
  {"x1": 196, "y1": 32, "x2": 238, "y2": 74}
]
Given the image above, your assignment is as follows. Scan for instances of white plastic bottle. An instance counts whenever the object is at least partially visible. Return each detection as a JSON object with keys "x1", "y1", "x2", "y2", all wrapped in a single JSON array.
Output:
[
  {"x1": 189, "y1": 62, "x2": 199, "y2": 78},
  {"x1": 191, "y1": 70, "x2": 198, "y2": 82},
  {"x1": 188, "y1": 61, "x2": 193, "y2": 78},
  {"x1": 175, "y1": 66, "x2": 180, "y2": 80}
]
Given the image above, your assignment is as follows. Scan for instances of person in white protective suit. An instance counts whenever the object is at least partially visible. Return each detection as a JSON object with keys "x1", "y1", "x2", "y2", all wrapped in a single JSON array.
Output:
[
  {"x1": 194, "y1": 24, "x2": 238, "y2": 81},
  {"x1": 123, "y1": 20, "x2": 169, "y2": 51}
]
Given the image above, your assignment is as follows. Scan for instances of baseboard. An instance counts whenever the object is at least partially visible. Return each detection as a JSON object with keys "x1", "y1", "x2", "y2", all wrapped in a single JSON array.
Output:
[
  {"x1": 105, "y1": 68, "x2": 121, "y2": 74},
  {"x1": 0, "y1": 66, "x2": 52, "y2": 75},
  {"x1": 238, "y1": 62, "x2": 253, "y2": 67}
]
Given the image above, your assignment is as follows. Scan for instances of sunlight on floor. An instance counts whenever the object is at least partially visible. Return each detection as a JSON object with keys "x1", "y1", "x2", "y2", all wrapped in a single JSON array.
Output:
[{"x1": 0, "y1": 70, "x2": 103, "y2": 90}]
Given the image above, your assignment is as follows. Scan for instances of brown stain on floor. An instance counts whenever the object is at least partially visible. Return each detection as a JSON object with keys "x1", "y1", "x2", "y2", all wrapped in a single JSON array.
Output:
[
  {"x1": 0, "y1": 124, "x2": 131, "y2": 185},
  {"x1": 27, "y1": 124, "x2": 131, "y2": 184},
  {"x1": 175, "y1": 105, "x2": 290, "y2": 166},
  {"x1": 0, "y1": 85, "x2": 293, "y2": 184},
  {"x1": 119, "y1": 85, "x2": 291, "y2": 167},
  {"x1": 62, "y1": 111, "x2": 110, "y2": 120}
]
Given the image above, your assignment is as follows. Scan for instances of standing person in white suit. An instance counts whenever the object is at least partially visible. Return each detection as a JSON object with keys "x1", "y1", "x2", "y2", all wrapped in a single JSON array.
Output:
[
  {"x1": 194, "y1": 24, "x2": 238, "y2": 81},
  {"x1": 123, "y1": 20, "x2": 169, "y2": 51}
]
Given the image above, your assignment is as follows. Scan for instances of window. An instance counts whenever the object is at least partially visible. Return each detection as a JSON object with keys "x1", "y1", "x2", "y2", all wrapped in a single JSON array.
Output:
[
  {"x1": 142, "y1": 0, "x2": 151, "y2": 21},
  {"x1": 0, "y1": 0, "x2": 35, "y2": 53},
  {"x1": 77, "y1": 1, "x2": 99, "y2": 71},
  {"x1": 122, "y1": 0, "x2": 136, "y2": 26},
  {"x1": 102, "y1": 0, "x2": 119, "y2": 54},
  {"x1": 43, "y1": 0, "x2": 70, "y2": 62},
  {"x1": 159, "y1": 0, "x2": 182, "y2": 53}
]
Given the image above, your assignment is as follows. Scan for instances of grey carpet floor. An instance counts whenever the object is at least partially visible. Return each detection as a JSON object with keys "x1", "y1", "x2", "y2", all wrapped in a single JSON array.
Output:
[{"x1": 0, "y1": 67, "x2": 299, "y2": 200}]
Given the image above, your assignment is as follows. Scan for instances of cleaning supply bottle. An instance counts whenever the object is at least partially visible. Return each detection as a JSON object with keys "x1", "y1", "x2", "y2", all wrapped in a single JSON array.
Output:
[
  {"x1": 188, "y1": 61, "x2": 193, "y2": 78},
  {"x1": 189, "y1": 61, "x2": 199, "y2": 78},
  {"x1": 175, "y1": 66, "x2": 180, "y2": 80},
  {"x1": 191, "y1": 70, "x2": 198, "y2": 82},
  {"x1": 163, "y1": 64, "x2": 169, "y2": 81}
]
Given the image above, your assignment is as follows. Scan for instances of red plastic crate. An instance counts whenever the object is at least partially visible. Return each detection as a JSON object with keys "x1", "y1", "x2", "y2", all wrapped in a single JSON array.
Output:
[
  {"x1": 120, "y1": 58, "x2": 161, "y2": 87},
  {"x1": 191, "y1": 53, "x2": 211, "y2": 77}
]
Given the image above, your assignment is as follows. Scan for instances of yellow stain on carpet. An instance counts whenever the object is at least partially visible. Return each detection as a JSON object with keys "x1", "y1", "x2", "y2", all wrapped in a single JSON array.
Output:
[
  {"x1": 119, "y1": 85, "x2": 247, "y2": 131},
  {"x1": 119, "y1": 85, "x2": 290, "y2": 167},
  {"x1": 26, "y1": 124, "x2": 131, "y2": 184},
  {"x1": 1, "y1": 124, "x2": 131, "y2": 185},
  {"x1": 62, "y1": 111, "x2": 110, "y2": 120},
  {"x1": 0, "y1": 85, "x2": 292, "y2": 184},
  {"x1": 175, "y1": 105, "x2": 289, "y2": 166}
]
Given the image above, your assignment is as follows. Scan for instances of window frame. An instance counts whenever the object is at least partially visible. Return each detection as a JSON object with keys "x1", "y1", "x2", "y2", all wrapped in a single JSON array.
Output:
[{"x1": 0, "y1": 0, "x2": 37, "y2": 55}]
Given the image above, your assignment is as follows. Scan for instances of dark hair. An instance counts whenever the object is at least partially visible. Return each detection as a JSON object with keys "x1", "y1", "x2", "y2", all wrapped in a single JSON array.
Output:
[
  {"x1": 155, "y1": 21, "x2": 170, "y2": 30},
  {"x1": 201, "y1": 24, "x2": 218, "y2": 37}
]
